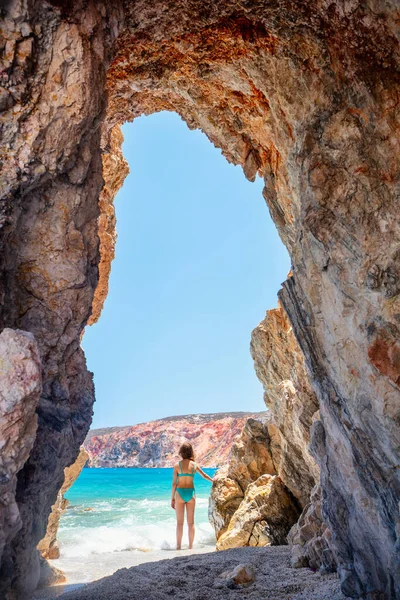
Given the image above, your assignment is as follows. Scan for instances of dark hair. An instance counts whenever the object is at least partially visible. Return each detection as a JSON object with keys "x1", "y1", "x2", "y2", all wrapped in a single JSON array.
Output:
[{"x1": 179, "y1": 442, "x2": 194, "y2": 460}]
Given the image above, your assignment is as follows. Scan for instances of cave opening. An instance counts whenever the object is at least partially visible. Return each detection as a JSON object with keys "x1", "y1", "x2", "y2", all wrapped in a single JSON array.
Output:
[
  {"x1": 37, "y1": 109, "x2": 291, "y2": 580},
  {"x1": 84, "y1": 110, "x2": 290, "y2": 429}
]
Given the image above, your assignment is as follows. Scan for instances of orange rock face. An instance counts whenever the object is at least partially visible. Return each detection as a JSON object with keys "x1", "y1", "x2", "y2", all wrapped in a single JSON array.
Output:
[
  {"x1": 84, "y1": 412, "x2": 263, "y2": 468},
  {"x1": 88, "y1": 126, "x2": 129, "y2": 326}
]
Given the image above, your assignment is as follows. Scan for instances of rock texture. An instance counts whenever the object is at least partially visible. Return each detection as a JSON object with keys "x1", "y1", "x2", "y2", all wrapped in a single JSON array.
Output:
[
  {"x1": 0, "y1": 2, "x2": 123, "y2": 597},
  {"x1": 288, "y1": 485, "x2": 337, "y2": 573},
  {"x1": 37, "y1": 447, "x2": 88, "y2": 561},
  {"x1": 88, "y1": 125, "x2": 129, "y2": 326},
  {"x1": 216, "y1": 474, "x2": 300, "y2": 551},
  {"x1": 1, "y1": 1, "x2": 399, "y2": 598},
  {"x1": 209, "y1": 416, "x2": 278, "y2": 540},
  {"x1": 209, "y1": 415, "x2": 301, "y2": 550},
  {"x1": 84, "y1": 413, "x2": 261, "y2": 468},
  {"x1": 217, "y1": 563, "x2": 255, "y2": 587},
  {"x1": 251, "y1": 303, "x2": 320, "y2": 506},
  {"x1": 0, "y1": 329, "x2": 41, "y2": 597},
  {"x1": 249, "y1": 303, "x2": 336, "y2": 571}
]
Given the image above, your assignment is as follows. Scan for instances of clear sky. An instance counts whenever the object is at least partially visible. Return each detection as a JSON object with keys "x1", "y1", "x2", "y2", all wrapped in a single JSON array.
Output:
[{"x1": 83, "y1": 111, "x2": 290, "y2": 429}]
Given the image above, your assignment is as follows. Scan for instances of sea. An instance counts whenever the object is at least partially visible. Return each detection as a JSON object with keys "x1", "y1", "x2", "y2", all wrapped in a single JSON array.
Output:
[{"x1": 51, "y1": 467, "x2": 217, "y2": 586}]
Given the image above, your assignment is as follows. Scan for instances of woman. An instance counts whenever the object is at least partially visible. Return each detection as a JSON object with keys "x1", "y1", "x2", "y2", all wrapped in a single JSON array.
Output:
[{"x1": 171, "y1": 442, "x2": 213, "y2": 550}]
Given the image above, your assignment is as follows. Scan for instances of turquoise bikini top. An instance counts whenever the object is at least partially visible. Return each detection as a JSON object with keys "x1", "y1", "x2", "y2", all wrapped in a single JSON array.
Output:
[{"x1": 177, "y1": 461, "x2": 196, "y2": 477}]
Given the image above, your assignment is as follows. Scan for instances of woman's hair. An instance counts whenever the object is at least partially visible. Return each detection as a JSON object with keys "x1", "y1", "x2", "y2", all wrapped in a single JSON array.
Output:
[{"x1": 179, "y1": 442, "x2": 194, "y2": 460}]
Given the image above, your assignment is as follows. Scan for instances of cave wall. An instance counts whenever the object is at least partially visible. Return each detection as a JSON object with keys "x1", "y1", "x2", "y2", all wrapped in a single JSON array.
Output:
[
  {"x1": 0, "y1": 329, "x2": 41, "y2": 599},
  {"x1": 0, "y1": 1, "x2": 124, "y2": 595},
  {"x1": 0, "y1": 1, "x2": 399, "y2": 599}
]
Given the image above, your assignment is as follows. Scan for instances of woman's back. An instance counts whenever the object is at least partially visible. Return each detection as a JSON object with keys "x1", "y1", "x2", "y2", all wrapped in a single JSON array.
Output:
[
  {"x1": 171, "y1": 443, "x2": 214, "y2": 550},
  {"x1": 175, "y1": 459, "x2": 196, "y2": 488}
]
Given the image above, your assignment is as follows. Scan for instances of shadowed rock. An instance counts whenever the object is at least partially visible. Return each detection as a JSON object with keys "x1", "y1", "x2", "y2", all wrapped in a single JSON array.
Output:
[{"x1": 0, "y1": 329, "x2": 41, "y2": 598}]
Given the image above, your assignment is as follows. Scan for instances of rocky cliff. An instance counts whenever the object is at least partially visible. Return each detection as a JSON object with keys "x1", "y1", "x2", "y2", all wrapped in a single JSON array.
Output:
[
  {"x1": 251, "y1": 303, "x2": 320, "y2": 507},
  {"x1": 84, "y1": 413, "x2": 263, "y2": 468},
  {"x1": 250, "y1": 303, "x2": 336, "y2": 571},
  {"x1": 0, "y1": 2, "x2": 399, "y2": 599}
]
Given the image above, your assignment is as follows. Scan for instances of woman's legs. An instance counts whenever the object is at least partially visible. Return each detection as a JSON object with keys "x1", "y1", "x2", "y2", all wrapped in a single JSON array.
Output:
[
  {"x1": 175, "y1": 494, "x2": 185, "y2": 550},
  {"x1": 186, "y1": 497, "x2": 195, "y2": 549}
]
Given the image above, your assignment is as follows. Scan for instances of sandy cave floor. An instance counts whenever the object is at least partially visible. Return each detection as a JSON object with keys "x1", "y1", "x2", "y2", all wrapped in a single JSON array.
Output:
[{"x1": 36, "y1": 546, "x2": 345, "y2": 600}]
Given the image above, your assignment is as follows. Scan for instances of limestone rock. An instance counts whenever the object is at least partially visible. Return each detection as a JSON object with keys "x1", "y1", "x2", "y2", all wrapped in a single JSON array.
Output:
[
  {"x1": 216, "y1": 475, "x2": 301, "y2": 551},
  {"x1": 250, "y1": 303, "x2": 320, "y2": 506},
  {"x1": 0, "y1": 329, "x2": 41, "y2": 583},
  {"x1": 209, "y1": 415, "x2": 280, "y2": 540},
  {"x1": 288, "y1": 485, "x2": 337, "y2": 573},
  {"x1": 250, "y1": 303, "x2": 330, "y2": 572},
  {"x1": 209, "y1": 475, "x2": 245, "y2": 541},
  {"x1": 38, "y1": 447, "x2": 88, "y2": 560}
]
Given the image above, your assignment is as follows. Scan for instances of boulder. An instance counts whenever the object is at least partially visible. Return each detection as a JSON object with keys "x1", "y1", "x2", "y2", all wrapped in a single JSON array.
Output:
[
  {"x1": 209, "y1": 415, "x2": 282, "y2": 540},
  {"x1": 216, "y1": 475, "x2": 301, "y2": 551},
  {"x1": 218, "y1": 564, "x2": 255, "y2": 586}
]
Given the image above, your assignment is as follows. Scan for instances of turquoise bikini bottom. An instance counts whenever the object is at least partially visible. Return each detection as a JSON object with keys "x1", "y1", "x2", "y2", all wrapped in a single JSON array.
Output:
[{"x1": 176, "y1": 488, "x2": 195, "y2": 503}]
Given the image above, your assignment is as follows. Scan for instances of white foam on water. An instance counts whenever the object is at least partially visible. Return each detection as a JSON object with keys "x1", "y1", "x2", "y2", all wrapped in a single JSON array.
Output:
[
  {"x1": 59, "y1": 496, "x2": 215, "y2": 558},
  {"x1": 59, "y1": 519, "x2": 215, "y2": 557},
  {"x1": 52, "y1": 470, "x2": 217, "y2": 585}
]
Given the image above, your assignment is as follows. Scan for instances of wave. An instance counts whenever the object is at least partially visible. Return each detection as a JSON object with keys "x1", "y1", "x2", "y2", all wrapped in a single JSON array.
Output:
[
  {"x1": 59, "y1": 520, "x2": 215, "y2": 557},
  {"x1": 59, "y1": 493, "x2": 215, "y2": 557}
]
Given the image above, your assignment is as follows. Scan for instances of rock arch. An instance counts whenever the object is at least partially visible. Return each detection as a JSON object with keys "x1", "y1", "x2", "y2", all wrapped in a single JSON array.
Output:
[{"x1": 0, "y1": 1, "x2": 399, "y2": 598}]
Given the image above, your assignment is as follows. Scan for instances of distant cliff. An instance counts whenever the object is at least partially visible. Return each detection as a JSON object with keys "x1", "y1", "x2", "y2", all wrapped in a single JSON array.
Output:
[{"x1": 84, "y1": 412, "x2": 266, "y2": 468}]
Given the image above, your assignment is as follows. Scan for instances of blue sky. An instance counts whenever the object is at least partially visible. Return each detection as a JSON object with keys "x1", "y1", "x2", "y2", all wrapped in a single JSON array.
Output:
[{"x1": 83, "y1": 112, "x2": 290, "y2": 428}]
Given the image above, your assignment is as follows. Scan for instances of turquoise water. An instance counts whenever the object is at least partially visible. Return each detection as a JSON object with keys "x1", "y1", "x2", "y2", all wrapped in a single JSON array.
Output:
[{"x1": 59, "y1": 468, "x2": 216, "y2": 558}]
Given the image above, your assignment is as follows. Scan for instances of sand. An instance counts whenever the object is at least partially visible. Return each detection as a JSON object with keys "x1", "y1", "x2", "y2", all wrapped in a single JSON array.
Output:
[{"x1": 36, "y1": 546, "x2": 345, "y2": 600}]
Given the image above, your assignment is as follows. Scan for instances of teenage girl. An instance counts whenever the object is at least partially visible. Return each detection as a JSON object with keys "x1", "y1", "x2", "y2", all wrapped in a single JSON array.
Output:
[{"x1": 171, "y1": 442, "x2": 213, "y2": 550}]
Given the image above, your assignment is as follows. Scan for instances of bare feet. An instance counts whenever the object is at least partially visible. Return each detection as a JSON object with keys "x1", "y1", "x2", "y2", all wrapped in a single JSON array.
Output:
[{"x1": 176, "y1": 546, "x2": 181, "y2": 550}]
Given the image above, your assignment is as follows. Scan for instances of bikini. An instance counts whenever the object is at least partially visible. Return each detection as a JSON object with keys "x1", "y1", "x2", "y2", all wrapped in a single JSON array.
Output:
[{"x1": 176, "y1": 461, "x2": 196, "y2": 503}]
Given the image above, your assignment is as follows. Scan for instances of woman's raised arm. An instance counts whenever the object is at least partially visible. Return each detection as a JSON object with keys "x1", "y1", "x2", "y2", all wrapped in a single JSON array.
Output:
[{"x1": 196, "y1": 465, "x2": 214, "y2": 482}]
